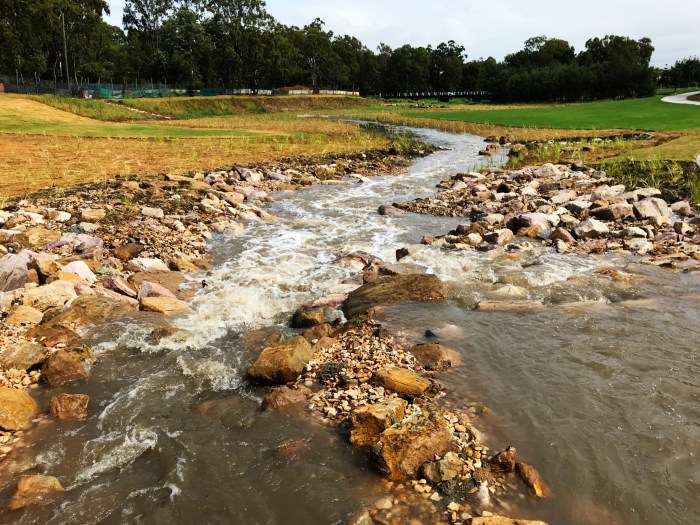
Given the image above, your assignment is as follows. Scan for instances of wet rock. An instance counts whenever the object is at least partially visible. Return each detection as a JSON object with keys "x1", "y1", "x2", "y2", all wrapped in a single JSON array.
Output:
[
  {"x1": 549, "y1": 227, "x2": 575, "y2": 244},
  {"x1": 302, "y1": 322, "x2": 333, "y2": 341},
  {"x1": 129, "y1": 270, "x2": 185, "y2": 296},
  {"x1": 378, "y1": 204, "x2": 407, "y2": 218},
  {"x1": 378, "y1": 263, "x2": 428, "y2": 276},
  {"x1": 0, "y1": 342, "x2": 47, "y2": 370},
  {"x1": 9, "y1": 475, "x2": 64, "y2": 510},
  {"x1": 20, "y1": 280, "x2": 77, "y2": 312},
  {"x1": 41, "y1": 295, "x2": 136, "y2": 332},
  {"x1": 273, "y1": 438, "x2": 310, "y2": 464},
  {"x1": 372, "y1": 367, "x2": 432, "y2": 398},
  {"x1": 0, "y1": 387, "x2": 38, "y2": 431},
  {"x1": 408, "y1": 343, "x2": 462, "y2": 371},
  {"x1": 0, "y1": 251, "x2": 31, "y2": 292},
  {"x1": 516, "y1": 462, "x2": 551, "y2": 498},
  {"x1": 343, "y1": 274, "x2": 448, "y2": 318},
  {"x1": 373, "y1": 409, "x2": 456, "y2": 480},
  {"x1": 261, "y1": 385, "x2": 309, "y2": 411},
  {"x1": 247, "y1": 336, "x2": 313, "y2": 385},
  {"x1": 396, "y1": 246, "x2": 420, "y2": 261},
  {"x1": 291, "y1": 305, "x2": 326, "y2": 328},
  {"x1": 41, "y1": 349, "x2": 88, "y2": 386},
  {"x1": 633, "y1": 198, "x2": 671, "y2": 219},
  {"x1": 484, "y1": 229, "x2": 514, "y2": 245},
  {"x1": 476, "y1": 301, "x2": 545, "y2": 312},
  {"x1": 140, "y1": 296, "x2": 190, "y2": 315},
  {"x1": 113, "y1": 242, "x2": 145, "y2": 261},
  {"x1": 195, "y1": 395, "x2": 258, "y2": 429},
  {"x1": 138, "y1": 280, "x2": 176, "y2": 299},
  {"x1": 49, "y1": 393, "x2": 89, "y2": 420},
  {"x1": 5, "y1": 305, "x2": 43, "y2": 327},
  {"x1": 573, "y1": 218, "x2": 609, "y2": 239},
  {"x1": 342, "y1": 251, "x2": 385, "y2": 269},
  {"x1": 488, "y1": 446, "x2": 518, "y2": 473},
  {"x1": 15, "y1": 227, "x2": 61, "y2": 249},
  {"x1": 348, "y1": 398, "x2": 408, "y2": 448},
  {"x1": 590, "y1": 203, "x2": 634, "y2": 221},
  {"x1": 423, "y1": 451, "x2": 467, "y2": 484},
  {"x1": 26, "y1": 325, "x2": 94, "y2": 362},
  {"x1": 471, "y1": 517, "x2": 548, "y2": 525}
]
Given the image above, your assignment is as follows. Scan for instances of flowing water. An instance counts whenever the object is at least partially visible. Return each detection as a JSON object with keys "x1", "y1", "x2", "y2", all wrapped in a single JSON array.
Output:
[{"x1": 2, "y1": 127, "x2": 698, "y2": 525}]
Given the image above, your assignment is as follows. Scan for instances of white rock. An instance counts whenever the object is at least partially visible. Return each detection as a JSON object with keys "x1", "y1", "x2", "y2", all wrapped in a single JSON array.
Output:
[
  {"x1": 62, "y1": 260, "x2": 97, "y2": 283},
  {"x1": 141, "y1": 207, "x2": 165, "y2": 219},
  {"x1": 48, "y1": 210, "x2": 72, "y2": 222},
  {"x1": 129, "y1": 258, "x2": 170, "y2": 272}
]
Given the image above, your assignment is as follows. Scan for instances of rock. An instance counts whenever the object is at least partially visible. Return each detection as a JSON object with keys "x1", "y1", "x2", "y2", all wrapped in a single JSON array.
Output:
[
  {"x1": 80, "y1": 208, "x2": 106, "y2": 222},
  {"x1": 396, "y1": 246, "x2": 419, "y2": 261},
  {"x1": 378, "y1": 263, "x2": 428, "y2": 276},
  {"x1": 48, "y1": 210, "x2": 71, "y2": 222},
  {"x1": 549, "y1": 227, "x2": 576, "y2": 244},
  {"x1": 14, "y1": 227, "x2": 61, "y2": 249},
  {"x1": 20, "y1": 280, "x2": 77, "y2": 312},
  {"x1": 674, "y1": 221, "x2": 694, "y2": 236},
  {"x1": 423, "y1": 451, "x2": 467, "y2": 484},
  {"x1": 0, "y1": 387, "x2": 38, "y2": 431},
  {"x1": 113, "y1": 243, "x2": 145, "y2": 261},
  {"x1": 633, "y1": 188, "x2": 662, "y2": 199},
  {"x1": 516, "y1": 462, "x2": 551, "y2": 498},
  {"x1": 374, "y1": 498, "x2": 393, "y2": 511},
  {"x1": 670, "y1": 201, "x2": 694, "y2": 217},
  {"x1": 92, "y1": 286, "x2": 140, "y2": 307},
  {"x1": 5, "y1": 305, "x2": 43, "y2": 327},
  {"x1": 565, "y1": 200, "x2": 592, "y2": 214},
  {"x1": 25, "y1": 325, "x2": 94, "y2": 362},
  {"x1": 507, "y1": 213, "x2": 559, "y2": 232},
  {"x1": 476, "y1": 301, "x2": 545, "y2": 312},
  {"x1": 508, "y1": 144, "x2": 527, "y2": 157},
  {"x1": 40, "y1": 295, "x2": 135, "y2": 332},
  {"x1": 470, "y1": 517, "x2": 548, "y2": 525},
  {"x1": 261, "y1": 386, "x2": 308, "y2": 411},
  {"x1": 378, "y1": 204, "x2": 406, "y2": 217},
  {"x1": 127, "y1": 258, "x2": 170, "y2": 272},
  {"x1": 573, "y1": 219, "x2": 609, "y2": 239},
  {"x1": 489, "y1": 446, "x2": 518, "y2": 472},
  {"x1": 633, "y1": 198, "x2": 671, "y2": 219},
  {"x1": 49, "y1": 233, "x2": 104, "y2": 260},
  {"x1": 348, "y1": 398, "x2": 408, "y2": 448},
  {"x1": 41, "y1": 349, "x2": 88, "y2": 386},
  {"x1": 140, "y1": 296, "x2": 190, "y2": 315},
  {"x1": 102, "y1": 275, "x2": 138, "y2": 298},
  {"x1": 621, "y1": 226, "x2": 647, "y2": 238},
  {"x1": 0, "y1": 251, "x2": 31, "y2": 292},
  {"x1": 0, "y1": 342, "x2": 47, "y2": 370},
  {"x1": 341, "y1": 251, "x2": 384, "y2": 269},
  {"x1": 373, "y1": 409, "x2": 456, "y2": 480},
  {"x1": 302, "y1": 323, "x2": 332, "y2": 341},
  {"x1": 9, "y1": 475, "x2": 64, "y2": 510},
  {"x1": 169, "y1": 258, "x2": 199, "y2": 272},
  {"x1": 590, "y1": 203, "x2": 634, "y2": 221},
  {"x1": 129, "y1": 270, "x2": 185, "y2": 296},
  {"x1": 290, "y1": 305, "x2": 326, "y2": 328},
  {"x1": 195, "y1": 395, "x2": 259, "y2": 430},
  {"x1": 408, "y1": 343, "x2": 462, "y2": 371},
  {"x1": 549, "y1": 190, "x2": 577, "y2": 205},
  {"x1": 141, "y1": 206, "x2": 164, "y2": 219},
  {"x1": 372, "y1": 367, "x2": 432, "y2": 398},
  {"x1": 30, "y1": 256, "x2": 62, "y2": 282},
  {"x1": 343, "y1": 274, "x2": 448, "y2": 318},
  {"x1": 61, "y1": 260, "x2": 97, "y2": 283},
  {"x1": 484, "y1": 228, "x2": 515, "y2": 245},
  {"x1": 49, "y1": 393, "x2": 89, "y2": 419},
  {"x1": 138, "y1": 280, "x2": 176, "y2": 300},
  {"x1": 624, "y1": 238, "x2": 654, "y2": 254},
  {"x1": 247, "y1": 336, "x2": 313, "y2": 384}
]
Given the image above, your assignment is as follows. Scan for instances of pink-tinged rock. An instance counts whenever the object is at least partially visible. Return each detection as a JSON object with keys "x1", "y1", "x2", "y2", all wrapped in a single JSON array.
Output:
[
  {"x1": 312, "y1": 293, "x2": 348, "y2": 307},
  {"x1": 0, "y1": 251, "x2": 31, "y2": 292},
  {"x1": 138, "y1": 280, "x2": 176, "y2": 300},
  {"x1": 101, "y1": 275, "x2": 138, "y2": 298}
]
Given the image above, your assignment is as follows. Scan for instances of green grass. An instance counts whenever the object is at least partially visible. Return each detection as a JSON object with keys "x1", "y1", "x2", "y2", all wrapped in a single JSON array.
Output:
[{"x1": 406, "y1": 96, "x2": 700, "y2": 131}]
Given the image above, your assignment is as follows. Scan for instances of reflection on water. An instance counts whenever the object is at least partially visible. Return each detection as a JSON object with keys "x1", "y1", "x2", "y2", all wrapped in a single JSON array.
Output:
[{"x1": 1, "y1": 127, "x2": 698, "y2": 525}]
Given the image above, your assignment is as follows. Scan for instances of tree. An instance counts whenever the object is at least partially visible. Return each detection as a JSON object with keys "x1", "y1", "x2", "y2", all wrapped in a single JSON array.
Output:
[{"x1": 430, "y1": 40, "x2": 466, "y2": 91}]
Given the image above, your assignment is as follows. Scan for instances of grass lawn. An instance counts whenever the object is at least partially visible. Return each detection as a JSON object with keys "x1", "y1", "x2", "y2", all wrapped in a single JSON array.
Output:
[{"x1": 405, "y1": 96, "x2": 700, "y2": 131}]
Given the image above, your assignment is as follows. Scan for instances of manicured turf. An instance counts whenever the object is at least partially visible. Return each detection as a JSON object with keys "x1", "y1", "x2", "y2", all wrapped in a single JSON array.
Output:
[{"x1": 406, "y1": 96, "x2": 700, "y2": 131}]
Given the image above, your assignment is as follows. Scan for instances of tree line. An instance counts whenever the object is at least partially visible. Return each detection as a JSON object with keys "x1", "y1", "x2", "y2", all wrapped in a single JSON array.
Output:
[{"x1": 0, "y1": 0, "x2": 693, "y2": 101}]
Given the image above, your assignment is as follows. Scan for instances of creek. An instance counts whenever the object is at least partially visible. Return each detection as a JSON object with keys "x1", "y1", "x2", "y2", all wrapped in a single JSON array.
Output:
[{"x1": 2, "y1": 126, "x2": 698, "y2": 525}]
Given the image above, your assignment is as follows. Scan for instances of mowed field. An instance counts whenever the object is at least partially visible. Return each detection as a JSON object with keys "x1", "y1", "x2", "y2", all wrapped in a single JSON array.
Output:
[{"x1": 0, "y1": 95, "x2": 386, "y2": 196}]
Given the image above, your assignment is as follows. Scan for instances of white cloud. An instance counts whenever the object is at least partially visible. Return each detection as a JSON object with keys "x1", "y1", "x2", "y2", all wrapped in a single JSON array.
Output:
[{"x1": 104, "y1": 0, "x2": 700, "y2": 66}]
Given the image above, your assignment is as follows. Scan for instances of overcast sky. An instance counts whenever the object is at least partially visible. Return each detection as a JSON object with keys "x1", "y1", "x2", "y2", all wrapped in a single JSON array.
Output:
[{"x1": 104, "y1": 1, "x2": 699, "y2": 67}]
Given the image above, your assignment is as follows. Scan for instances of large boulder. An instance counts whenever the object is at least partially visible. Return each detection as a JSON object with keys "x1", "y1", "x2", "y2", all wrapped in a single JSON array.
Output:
[
  {"x1": 0, "y1": 388, "x2": 38, "y2": 431},
  {"x1": 372, "y1": 367, "x2": 432, "y2": 398},
  {"x1": 40, "y1": 349, "x2": 88, "y2": 386},
  {"x1": 48, "y1": 233, "x2": 104, "y2": 260},
  {"x1": 373, "y1": 410, "x2": 456, "y2": 480},
  {"x1": 247, "y1": 336, "x2": 313, "y2": 384},
  {"x1": 20, "y1": 280, "x2": 77, "y2": 312},
  {"x1": 14, "y1": 227, "x2": 61, "y2": 250},
  {"x1": 408, "y1": 343, "x2": 462, "y2": 371},
  {"x1": 0, "y1": 342, "x2": 47, "y2": 371},
  {"x1": 290, "y1": 305, "x2": 326, "y2": 328},
  {"x1": 0, "y1": 251, "x2": 31, "y2": 292},
  {"x1": 9, "y1": 475, "x2": 64, "y2": 510},
  {"x1": 348, "y1": 398, "x2": 408, "y2": 448},
  {"x1": 140, "y1": 296, "x2": 190, "y2": 315},
  {"x1": 40, "y1": 295, "x2": 136, "y2": 332},
  {"x1": 49, "y1": 393, "x2": 89, "y2": 420},
  {"x1": 26, "y1": 325, "x2": 94, "y2": 362},
  {"x1": 261, "y1": 386, "x2": 309, "y2": 411},
  {"x1": 343, "y1": 274, "x2": 448, "y2": 318},
  {"x1": 5, "y1": 305, "x2": 43, "y2": 327}
]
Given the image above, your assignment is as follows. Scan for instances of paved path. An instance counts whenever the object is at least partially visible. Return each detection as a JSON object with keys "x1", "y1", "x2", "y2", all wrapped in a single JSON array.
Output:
[{"x1": 661, "y1": 91, "x2": 700, "y2": 105}]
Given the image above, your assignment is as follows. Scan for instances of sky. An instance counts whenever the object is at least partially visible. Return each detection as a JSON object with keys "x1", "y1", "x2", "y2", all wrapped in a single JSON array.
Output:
[{"x1": 104, "y1": 0, "x2": 699, "y2": 67}]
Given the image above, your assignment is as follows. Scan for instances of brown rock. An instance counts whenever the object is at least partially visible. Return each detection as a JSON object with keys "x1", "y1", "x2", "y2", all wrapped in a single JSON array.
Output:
[
  {"x1": 113, "y1": 243, "x2": 144, "y2": 261},
  {"x1": 20, "y1": 280, "x2": 77, "y2": 312},
  {"x1": 80, "y1": 208, "x2": 106, "y2": 222},
  {"x1": 40, "y1": 295, "x2": 136, "y2": 332},
  {"x1": 313, "y1": 336, "x2": 337, "y2": 351},
  {"x1": 140, "y1": 296, "x2": 191, "y2": 315},
  {"x1": 261, "y1": 386, "x2": 309, "y2": 411},
  {"x1": 50, "y1": 271, "x2": 82, "y2": 285},
  {"x1": 0, "y1": 342, "x2": 47, "y2": 370},
  {"x1": 489, "y1": 446, "x2": 518, "y2": 473},
  {"x1": 169, "y1": 258, "x2": 199, "y2": 271},
  {"x1": 343, "y1": 274, "x2": 448, "y2": 318},
  {"x1": 409, "y1": 343, "x2": 462, "y2": 371},
  {"x1": 129, "y1": 270, "x2": 185, "y2": 296},
  {"x1": 348, "y1": 398, "x2": 408, "y2": 448},
  {"x1": 5, "y1": 305, "x2": 43, "y2": 327},
  {"x1": 373, "y1": 368, "x2": 432, "y2": 398},
  {"x1": 516, "y1": 462, "x2": 551, "y2": 498},
  {"x1": 476, "y1": 301, "x2": 545, "y2": 312},
  {"x1": 26, "y1": 325, "x2": 94, "y2": 362},
  {"x1": 590, "y1": 203, "x2": 634, "y2": 221},
  {"x1": 471, "y1": 517, "x2": 548, "y2": 525},
  {"x1": 422, "y1": 451, "x2": 466, "y2": 484},
  {"x1": 373, "y1": 409, "x2": 456, "y2": 480},
  {"x1": 49, "y1": 393, "x2": 89, "y2": 419},
  {"x1": 290, "y1": 305, "x2": 326, "y2": 328},
  {"x1": 247, "y1": 336, "x2": 313, "y2": 384},
  {"x1": 15, "y1": 227, "x2": 61, "y2": 249},
  {"x1": 549, "y1": 227, "x2": 576, "y2": 244},
  {"x1": 101, "y1": 275, "x2": 137, "y2": 298},
  {"x1": 25, "y1": 268, "x2": 39, "y2": 285},
  {"x1": 302, "y1": 322, "x2": 332, "y2": 341},
  {"x1": 9, "y1": 475, "x2": 64, "y2": 510},
  {"x1": 41, "y1": 349, "x2": 88, "y2": 386},
  {"x1": 0, "y1": 388, "x2": 38, "y2": 431}
]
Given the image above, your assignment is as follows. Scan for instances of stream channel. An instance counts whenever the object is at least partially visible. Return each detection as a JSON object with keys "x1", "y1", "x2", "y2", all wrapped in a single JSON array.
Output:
[{"x1": 1, "y1": 126, "x2": 698, "y2": 525}]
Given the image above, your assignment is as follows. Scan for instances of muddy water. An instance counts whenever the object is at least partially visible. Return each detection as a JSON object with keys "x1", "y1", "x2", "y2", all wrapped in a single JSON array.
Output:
[{"x1": 2, "y1": 127, "x2": 698, "y2": 525}]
